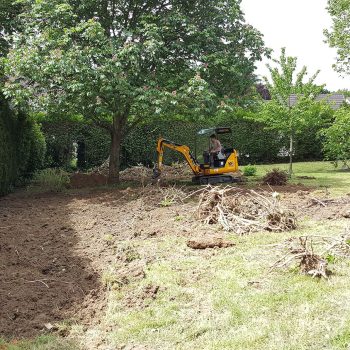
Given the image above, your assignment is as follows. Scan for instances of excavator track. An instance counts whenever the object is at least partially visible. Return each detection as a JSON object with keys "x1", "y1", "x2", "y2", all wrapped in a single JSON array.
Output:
[{"x1": 192, "y1": 175, "x2": 239, "y2": 185}]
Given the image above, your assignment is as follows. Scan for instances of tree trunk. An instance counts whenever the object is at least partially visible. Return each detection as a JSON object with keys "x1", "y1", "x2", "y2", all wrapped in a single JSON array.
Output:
[
  {"x1": 108, "y1": 115, "x2": 123, "y2": 184},
  {"x1": 288, "y1": 133, "x2": 293, "y2": 177}
]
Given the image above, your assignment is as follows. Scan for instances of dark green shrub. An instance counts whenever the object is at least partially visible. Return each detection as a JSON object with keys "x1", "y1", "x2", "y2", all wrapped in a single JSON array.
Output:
[
  {"x1": 243, "y1": 164, "x2": 257, "y2": 176},
  {"x1": 0, "y1": 96, "x2": 46, "y2": 195}
]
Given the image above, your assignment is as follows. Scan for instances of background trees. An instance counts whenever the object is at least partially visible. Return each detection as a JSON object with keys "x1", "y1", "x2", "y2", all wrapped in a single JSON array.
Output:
[
  {"x1": 4, "y1": 0, "x2": 269, "y2": 182},
  {"x1": 253, "y1": 48, "x2": 332, "y2": 176},
  {"x1": 323, "y1": 108, "x2": 350, "y2": 168},
  {"x1": 324, "y1": 0, "x2": 350, "y2": 74}
]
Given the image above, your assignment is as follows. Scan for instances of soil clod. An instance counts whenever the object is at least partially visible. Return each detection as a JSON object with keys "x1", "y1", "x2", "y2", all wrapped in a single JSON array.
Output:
[{"x1": 187, "y1": 237, "x2": 235, "y2": 249}]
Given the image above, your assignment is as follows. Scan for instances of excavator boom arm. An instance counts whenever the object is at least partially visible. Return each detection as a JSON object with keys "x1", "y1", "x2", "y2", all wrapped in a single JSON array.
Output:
[{"x1": 155, "y1": 138, "x2": 200, "y2": 176}]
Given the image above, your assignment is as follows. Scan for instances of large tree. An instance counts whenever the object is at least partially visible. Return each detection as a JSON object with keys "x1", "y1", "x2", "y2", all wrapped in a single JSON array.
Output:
[
  {"x1": 4, "y1": 0, "x2": 268, "y2": 182},
  {"x1": 254, "y1": 48, "x2": 330, "y2": 176},
  {"x1": 324, "y1": 0, "x2": 350, "y2": 74}
]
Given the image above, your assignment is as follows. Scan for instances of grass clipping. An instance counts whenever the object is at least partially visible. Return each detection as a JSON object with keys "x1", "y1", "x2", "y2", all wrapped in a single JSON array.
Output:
[{"x1": 197, "y1": 186, "x2": 296, "y2": 235}]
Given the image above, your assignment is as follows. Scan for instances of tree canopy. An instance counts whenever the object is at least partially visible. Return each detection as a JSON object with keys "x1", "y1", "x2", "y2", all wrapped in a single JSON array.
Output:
[
  {"x1": 324, "y1": 0, "x2": 350, "y2": 74},
  {"x1": 323, "y1": 107, "x2": 350, "y2": 168},
  {"x1": 4, "y1": 0, "x2": 269, "y2": 181},
  {"x1": 253, "y1": 48, "x2": 331, "y2": 175}
]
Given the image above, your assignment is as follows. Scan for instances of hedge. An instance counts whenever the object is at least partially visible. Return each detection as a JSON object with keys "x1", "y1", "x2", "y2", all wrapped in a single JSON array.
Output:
[
  {"x1": 40, "y1": 113, "x2": 326, "y2": 172},
  {"x1": 0, "y1": 95, "x2": 46, "y2": 195}
]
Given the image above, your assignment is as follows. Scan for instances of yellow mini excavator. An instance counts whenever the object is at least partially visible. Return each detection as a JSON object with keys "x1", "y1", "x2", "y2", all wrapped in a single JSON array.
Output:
[{"x1": 153, "y1": 127, "x2": 240, "y2": 185}]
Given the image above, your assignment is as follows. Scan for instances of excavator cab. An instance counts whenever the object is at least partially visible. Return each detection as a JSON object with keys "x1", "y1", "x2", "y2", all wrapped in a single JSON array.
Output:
[
  {"x1": 196, "y1": 127, "x2": 234, "y2": 169},
  {"x1": 153, "y1": 127, "x2": 240, "y2": 185}
]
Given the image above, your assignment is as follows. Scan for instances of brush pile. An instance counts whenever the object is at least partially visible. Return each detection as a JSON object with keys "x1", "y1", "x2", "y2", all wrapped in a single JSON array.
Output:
[
  {"x1": 196, "y1": 186, "x2": 296, "y2": 235},
  {"x1": 271, "y1": 236, "x2": 328, "y2": 278},
  {"x1": 262, "y1": 168, "x2": 288, "y2": 186},
  {"x1": 271, "y1": 229, "x2": 350, "y2": 278},
  {"x1": 91, "y1": 159, "x2": 191, "y2": 181}
]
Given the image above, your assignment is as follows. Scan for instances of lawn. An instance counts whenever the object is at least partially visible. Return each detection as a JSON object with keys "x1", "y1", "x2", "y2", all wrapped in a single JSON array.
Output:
[
  {"x1": 245, "y1": 161, "x2": 350, "y2": 196},
  {"x1": 1, "y1": 161, "x2": 350, "y2": 350}
]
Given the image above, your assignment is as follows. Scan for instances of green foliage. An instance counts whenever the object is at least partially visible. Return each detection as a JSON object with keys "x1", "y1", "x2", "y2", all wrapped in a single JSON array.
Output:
[
  {"x1": 0, "y1": 0, "x2": 24, "y2": 56},
  {"x1": 243, "y1": 165, "x2": 257, "y2": 177},
  {"x1": 322, "y1": 108, "x2": 350, "y2": 168},
  {"x1": 325, "y1": 0, "x2": 350, "y2": 74},
  {"x1": 252, "y1": 48, "x2": 331, "y2": 175},
  {"x1": 0, "y1": 95, "x2": 46, "y2": 195},
  {"x1": 41, "y1": 109, "x2": 326, "y2": 171},
  {"x1": 29, "y1": 168, "x2": 70, "y2": 193},
  {"x1": 4, "y1": 0, "x2": 269, "y2": 180}
]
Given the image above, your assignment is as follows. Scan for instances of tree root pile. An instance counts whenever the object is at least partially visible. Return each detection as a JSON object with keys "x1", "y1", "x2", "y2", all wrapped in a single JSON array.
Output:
[
  {"x1": 262, "y1": 168, "x2": 288, "y2": 186},
  {"x1": 271, "y1": 229, "x2": 350, "y2": 278},
  {"x1": 196, "y1": 186, "x2": 296, "y2": 234},
  {"x1": 91, "y1": 160, "x2": 191, "y2": 181}
]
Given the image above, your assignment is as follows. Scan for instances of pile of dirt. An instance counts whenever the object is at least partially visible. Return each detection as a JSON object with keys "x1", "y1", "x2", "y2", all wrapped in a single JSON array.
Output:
[
  {"x1": 70, "y1": 173, "x2": 108, "y2": 189},
  {"x1": 197, "y1": 186, "x2": 296, "y2": 234},
  {"x1": 187, "y1": 237, "x2": 235, "y2": 249},
  {"x1": 262, "y1": 168, "x2": 288, "y2": 186},
  {"x1": 120, "y1": 163, "x2": 192, "y2": 182},
  {"x1": 91, "y1": 159, "x2": 192, "y2": 182}
]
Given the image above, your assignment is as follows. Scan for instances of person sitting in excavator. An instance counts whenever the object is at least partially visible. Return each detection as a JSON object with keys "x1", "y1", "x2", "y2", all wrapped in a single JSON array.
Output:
[{"x1": 209, "y1": 134, "x2": 224, "y2": 166}]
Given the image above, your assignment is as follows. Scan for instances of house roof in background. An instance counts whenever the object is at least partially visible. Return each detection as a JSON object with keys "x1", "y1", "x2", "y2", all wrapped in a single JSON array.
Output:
[{"x1": 288, "y1": 93, "x2": 346, "y2": 109}]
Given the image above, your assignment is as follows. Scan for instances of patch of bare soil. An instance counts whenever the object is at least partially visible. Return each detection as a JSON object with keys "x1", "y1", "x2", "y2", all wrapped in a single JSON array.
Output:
[
  {"x1": 187, "y1": 237, "x2": 235, "y2": 249},
  {"x1": 0, "y1": 182, "x2": 348, "y2": 342},
  {"x1": 0, "y1": 185, "x2": 198, "y2": 340},
  {"x1": 0, "y1": 193, "x2": 104, "y2": 338},
  {"x1": 70, "y1": 173, "x2": 108, "y2": 189},
  {"x1": 281, "y1": 191, "x2": 350, "y2": 220}
]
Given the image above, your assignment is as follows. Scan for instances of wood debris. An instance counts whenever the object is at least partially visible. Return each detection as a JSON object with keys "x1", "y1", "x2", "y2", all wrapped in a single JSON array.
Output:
[
  {"x1": 270, "y1": 228, "x2": 350, "y2": 278},
  {"x1": 196, "y1": 186, "x2": 296, "y2": 235}
]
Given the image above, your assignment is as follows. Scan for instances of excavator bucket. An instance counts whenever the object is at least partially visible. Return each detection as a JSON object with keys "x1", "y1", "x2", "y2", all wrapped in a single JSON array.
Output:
[{"x1": 152, "y1": 167, "x2": 161, "y2": 179}]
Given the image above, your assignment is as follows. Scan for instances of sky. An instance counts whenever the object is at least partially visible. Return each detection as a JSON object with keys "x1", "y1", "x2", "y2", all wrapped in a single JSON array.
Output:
[{"x1": 241, "y1": 0, "x2": 349, "y2": 91}]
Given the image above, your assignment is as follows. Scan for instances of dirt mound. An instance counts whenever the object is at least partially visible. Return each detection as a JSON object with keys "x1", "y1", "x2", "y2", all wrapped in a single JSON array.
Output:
[
  {"x1": 70, "y1": 173, "x2": 108, "y2": 189},
  {"x1": 187, "y1": 237, "x2": 235, "y2": 249},
  {"x1": 262, "y1": 168, "x2": 288, "y2": 186},
  {"x1": 91, "y1": 159, "x2": 192, "y2": 183}
]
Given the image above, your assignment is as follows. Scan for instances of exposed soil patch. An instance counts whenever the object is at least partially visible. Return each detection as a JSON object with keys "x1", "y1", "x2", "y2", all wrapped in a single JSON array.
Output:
[
  {"x1": 283, "y1": 191, "x2": 350, "y2": 220},
  {"x1": 0, "y1": 186, "x2": 196, "y2": 340},
  {"x1": 0, "y1": 182, "x2": 348, "y2": 342},
  {"x1": 70, "y1": 173, "x2": 108, "y2": 189},
  {"x1": 187, "y1": 237, "x2": 235, "y2": 249}
]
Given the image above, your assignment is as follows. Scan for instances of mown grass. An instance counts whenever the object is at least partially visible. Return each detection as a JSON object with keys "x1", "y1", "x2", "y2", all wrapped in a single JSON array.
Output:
[
  {"x1": 104, "y1": 219, "x2": 350, "y2": 350},
  {"x1": 243, "y1": 161, "x2": 350, "y2": 196},
  {"x1": 0, "y1": 335, "x2": 78, "y2": 350}
]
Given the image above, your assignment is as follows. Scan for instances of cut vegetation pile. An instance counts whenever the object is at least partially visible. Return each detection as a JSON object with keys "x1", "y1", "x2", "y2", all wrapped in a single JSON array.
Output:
[
  {"x1": 262, "y1": 168, "x2": 288, "y2": 186},
  {"x1": 197, "y1": 186, "x2": 297, "y2": 234},
  {"x1": 91, "y1": 159, "x2": 191, "y2": 182},
  {"x1": 271, "y1": 229, "x2": 350, "y2": 278}
]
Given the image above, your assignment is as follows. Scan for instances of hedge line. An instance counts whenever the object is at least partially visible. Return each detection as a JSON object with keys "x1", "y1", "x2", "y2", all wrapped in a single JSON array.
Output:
[
  {"x1": 41, "y1": 114, "x2": 324, "y2": 171},
  {"x1": 0, "y1": 95, "x2": 46, "y2": 195}
]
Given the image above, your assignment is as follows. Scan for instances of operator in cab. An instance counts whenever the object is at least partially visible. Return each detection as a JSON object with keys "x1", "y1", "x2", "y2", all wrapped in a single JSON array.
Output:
[{"x1": 209, "y1": 134, "x2": 223, "y2": 166}]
